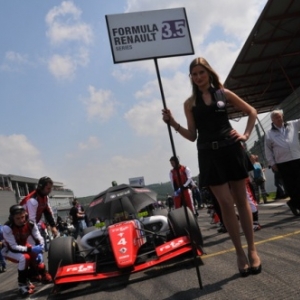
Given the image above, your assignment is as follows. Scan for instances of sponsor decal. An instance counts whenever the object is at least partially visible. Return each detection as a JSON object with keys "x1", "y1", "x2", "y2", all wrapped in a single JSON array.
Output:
[
  {"x1": 109, "y1": 189, "x2": 131, "y2": 199},
  {"x1": 89, "y1": 197, "x2": 103, "y2": 207},
  {"x1": 66, "y1": 265, "x2": 93, "y2": 273},
  {"x1": 119, "y1": 255, "x2": 129, "y2": 259},
  {"x1": 158, "y1": 238, "x2": 184, "y2": 253},
  {"x1": 111, "y1": 225, "x2": 129, "y2": 232}
]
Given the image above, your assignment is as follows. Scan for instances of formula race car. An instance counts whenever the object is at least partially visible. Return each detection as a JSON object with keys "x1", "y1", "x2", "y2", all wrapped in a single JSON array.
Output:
[{"x1": 48, "y1": 184, "x2": 204, "y2": 293}]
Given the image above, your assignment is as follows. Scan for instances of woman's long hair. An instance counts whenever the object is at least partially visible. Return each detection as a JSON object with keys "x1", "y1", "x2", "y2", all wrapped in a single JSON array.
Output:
[{"x1": 187, "y1": 57, "x2": 223, "y2": 107}]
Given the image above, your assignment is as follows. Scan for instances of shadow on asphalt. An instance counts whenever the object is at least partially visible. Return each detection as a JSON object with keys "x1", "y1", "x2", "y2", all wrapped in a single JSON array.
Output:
[
  {"x1": 160, "y1": 273, "x2": 240, "y2": 300},
  {"x1": 259, "y1": 215, "x2": 299, "y2": 230}
]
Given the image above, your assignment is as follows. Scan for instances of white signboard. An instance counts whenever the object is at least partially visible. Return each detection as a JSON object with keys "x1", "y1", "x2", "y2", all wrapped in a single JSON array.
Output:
[
  {"x1": 129, "y1": 176, "x2": 145, "y2": 187},
  {"x1": 106, "y1": 8, "x2": 194, "y2": 63}
]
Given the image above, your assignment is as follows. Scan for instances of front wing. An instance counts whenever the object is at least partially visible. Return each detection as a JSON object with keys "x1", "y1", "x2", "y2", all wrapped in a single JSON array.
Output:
[{"x1": 54, "y1": 236, "x2": 202, "y2": 285}]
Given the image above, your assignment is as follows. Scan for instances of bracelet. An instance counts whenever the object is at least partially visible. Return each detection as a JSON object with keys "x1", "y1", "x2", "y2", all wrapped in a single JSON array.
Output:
[{"x1": 175, "y1": 123, "x2": 181, "y2": 132}]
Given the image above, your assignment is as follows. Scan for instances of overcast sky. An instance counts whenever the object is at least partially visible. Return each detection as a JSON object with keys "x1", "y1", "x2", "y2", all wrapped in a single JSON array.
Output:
[{"x1": 0, "y1": 0, "x2": 268, "y2": 197}]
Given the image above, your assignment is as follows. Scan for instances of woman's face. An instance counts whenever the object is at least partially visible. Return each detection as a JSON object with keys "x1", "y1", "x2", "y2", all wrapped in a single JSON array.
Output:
[{"x1": 190, "y1": 65, "x2": 210, "y2": 89}]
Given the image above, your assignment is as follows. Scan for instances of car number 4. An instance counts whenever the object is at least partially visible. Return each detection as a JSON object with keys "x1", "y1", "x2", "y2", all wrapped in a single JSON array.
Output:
[{"x1": 117, "y1": 238, "x2": 127, "y2": 245}]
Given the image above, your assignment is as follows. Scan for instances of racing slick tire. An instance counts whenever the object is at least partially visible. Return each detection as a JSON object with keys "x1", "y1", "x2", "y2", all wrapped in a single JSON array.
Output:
[
  {"x1": 168, "y1": 206, "x2": 203, "y2": 248},
  {"x1": 48, "y1": 236, "x2": 76, "y2": 279}
]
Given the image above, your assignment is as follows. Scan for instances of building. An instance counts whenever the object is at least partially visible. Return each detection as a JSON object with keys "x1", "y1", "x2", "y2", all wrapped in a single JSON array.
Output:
[{"x1": 0, "y1": 174, "x2": 74, "y2": 224}]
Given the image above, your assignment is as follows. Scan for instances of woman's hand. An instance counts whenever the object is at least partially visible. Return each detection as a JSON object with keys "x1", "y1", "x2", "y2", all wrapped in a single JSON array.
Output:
[
  {"x1": 162, "y1": 108, "x2": 176, "y2": 127},
  {"x1": 162, "y1": 105, "x2": 197, "y2": 142},
  {"x1": 229, "y1": 129, "x2": 249, "y2": 142}
]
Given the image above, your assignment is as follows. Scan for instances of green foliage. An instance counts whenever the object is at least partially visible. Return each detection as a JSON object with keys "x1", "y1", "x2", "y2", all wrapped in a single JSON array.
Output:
[{"x1": 146, "y1": 182, "x2": 173, "y2": 200}]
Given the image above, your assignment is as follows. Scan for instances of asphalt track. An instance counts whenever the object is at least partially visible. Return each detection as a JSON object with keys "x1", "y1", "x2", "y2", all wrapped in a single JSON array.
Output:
[{"x1": 0, "y1": 198, "x2": 299, "y2": 300}]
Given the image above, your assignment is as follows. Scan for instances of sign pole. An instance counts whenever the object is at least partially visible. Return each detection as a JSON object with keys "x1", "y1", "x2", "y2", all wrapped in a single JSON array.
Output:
[
  {"x1": 153, "y1": 58, "x2": 176, "y2": 152},
  {"x1": 154, "y1": 57, "x2": 203, "y2": 289}
]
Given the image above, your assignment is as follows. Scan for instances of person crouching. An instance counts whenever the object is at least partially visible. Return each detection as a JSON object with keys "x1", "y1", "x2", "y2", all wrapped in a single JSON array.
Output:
[{"x1": 1, "y1": 205, "x2": 52, "y2": 297}]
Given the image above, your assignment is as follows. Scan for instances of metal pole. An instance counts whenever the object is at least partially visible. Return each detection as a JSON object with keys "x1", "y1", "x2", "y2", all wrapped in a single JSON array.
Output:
[
  {"x1": 154, "y1": 58, "x2": 203, "y2": 289},
  {"x1": 254, "y1": 124, "x2": 266, "y2": 166}
]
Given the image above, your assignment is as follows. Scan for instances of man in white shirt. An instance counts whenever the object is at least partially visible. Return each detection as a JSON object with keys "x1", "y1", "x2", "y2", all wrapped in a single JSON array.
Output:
[{"x1": 264, "y1": 109, "x2": 300, "y2": 216}]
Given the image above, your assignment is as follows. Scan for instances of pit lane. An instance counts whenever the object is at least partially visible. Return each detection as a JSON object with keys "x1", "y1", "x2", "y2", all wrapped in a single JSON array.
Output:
[{"x1": 1, "y1": 199, "x2": 299, "y2": 300}]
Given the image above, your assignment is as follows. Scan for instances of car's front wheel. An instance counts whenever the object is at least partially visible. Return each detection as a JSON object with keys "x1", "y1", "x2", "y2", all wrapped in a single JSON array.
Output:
[
  {"x1": 48, "y1": 236, "x2": 76, "y2": 279},
  {"x1": 168, "y1": 206, "x2": 203, "y2": 248}
]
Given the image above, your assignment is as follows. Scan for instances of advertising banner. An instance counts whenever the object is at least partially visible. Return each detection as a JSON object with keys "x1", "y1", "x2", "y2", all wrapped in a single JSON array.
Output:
[{"x1": 106, "y1": 7, "x2": 194, "y2": 63}]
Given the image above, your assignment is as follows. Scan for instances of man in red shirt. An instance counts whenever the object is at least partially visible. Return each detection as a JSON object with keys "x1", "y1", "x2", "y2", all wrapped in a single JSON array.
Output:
[
  {"x1": 169, "y1": 156, "x2": 195, "y2": 214},
  {"x1": 21, "y1": 176, "x2": 58, "y2": 238}
]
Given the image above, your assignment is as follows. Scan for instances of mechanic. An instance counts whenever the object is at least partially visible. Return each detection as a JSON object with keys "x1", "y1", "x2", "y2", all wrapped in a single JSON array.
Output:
[
  {"x1": 169, "y1": 156, "x2": 196, "y2": 214},
  {"x1": 1, "y1": 205, "x2": 52, "y2": 297},
  {"x1": 21, "y1": 176, "x2": 59, "y2": 238}
]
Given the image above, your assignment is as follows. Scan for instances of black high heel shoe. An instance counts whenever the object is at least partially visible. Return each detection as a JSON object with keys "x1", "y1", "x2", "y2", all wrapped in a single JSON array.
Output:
[
  {"x1": 250, "y1": 264, "x2": 262, "y2": 275},
  {"x1": 239, "y1": 267, "x2": 251, "y2": 277}
]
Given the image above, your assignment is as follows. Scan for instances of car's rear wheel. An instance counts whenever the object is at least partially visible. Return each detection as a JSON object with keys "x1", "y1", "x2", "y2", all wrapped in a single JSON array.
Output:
[
  {"x1": 168, "y1": 206, "x2": 203, "y2": 248},
  {"x1": 48, "y1": 236, "x2": 76, "y2": 279}
]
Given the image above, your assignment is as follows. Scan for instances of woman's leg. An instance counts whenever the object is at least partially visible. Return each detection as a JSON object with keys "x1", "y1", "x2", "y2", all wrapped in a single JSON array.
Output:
[
  {"x1": 229, "y1": 180, "x2": 260, "y2": 268},
  {"x1": 209, "y1": 183, "x2": 249, "y2": 271}
]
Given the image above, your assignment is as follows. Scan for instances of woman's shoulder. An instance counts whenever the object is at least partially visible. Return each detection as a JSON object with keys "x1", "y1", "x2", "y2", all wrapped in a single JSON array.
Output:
[
  {"x1": 185, "y1": 95, "x2": 194, "y2": 103},
  {"x1": 184, "y1": 95, "x2": 196, "y2": 109}
]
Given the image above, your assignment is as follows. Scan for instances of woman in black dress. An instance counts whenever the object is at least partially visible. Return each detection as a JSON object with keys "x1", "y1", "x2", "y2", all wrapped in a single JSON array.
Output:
[{"x1": 162, "y1": 57, "x2": 261, "y2": 276}]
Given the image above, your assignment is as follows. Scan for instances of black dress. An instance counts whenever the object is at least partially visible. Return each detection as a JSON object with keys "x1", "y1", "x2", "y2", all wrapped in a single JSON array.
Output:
[{"x1": 192, "y1": 88, "x2": 250, "y2": 186}]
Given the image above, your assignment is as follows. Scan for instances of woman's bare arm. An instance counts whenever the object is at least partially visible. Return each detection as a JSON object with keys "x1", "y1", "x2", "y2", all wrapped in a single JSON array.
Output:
[
  {"x1": 225, "y1": 89, "x2": 257, "y2": 142},
  {"x1": 162, "y1": 99, "x2": 197, "y2": 142}
]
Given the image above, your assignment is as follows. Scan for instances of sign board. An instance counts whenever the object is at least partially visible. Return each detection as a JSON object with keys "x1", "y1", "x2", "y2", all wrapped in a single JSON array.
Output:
[
  {"x1": 106, "y1": 7, "x2": 194, "y2": 63},
  {"x1": 129, "y1": 176, "x2": 145, "y2": 187}
]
